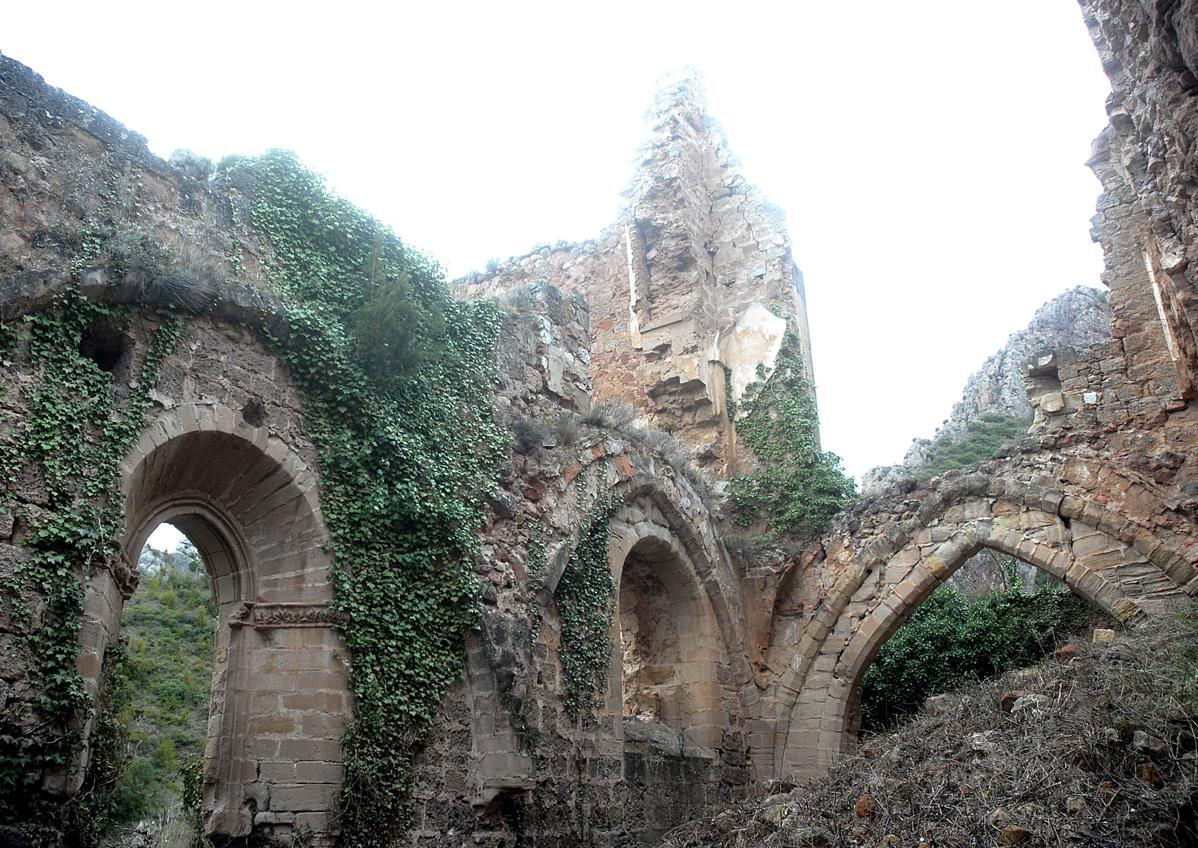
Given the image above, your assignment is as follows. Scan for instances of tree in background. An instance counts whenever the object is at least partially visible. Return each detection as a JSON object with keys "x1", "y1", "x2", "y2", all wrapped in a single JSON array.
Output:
[{"x1": 108, "y1": 536, "x2": 216, "y2": 829}]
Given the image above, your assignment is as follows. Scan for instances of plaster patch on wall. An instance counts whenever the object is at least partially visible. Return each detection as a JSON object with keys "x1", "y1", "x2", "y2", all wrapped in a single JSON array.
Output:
[{"x1": 717, "y1": 303, "x2": 788, "y2": 410}]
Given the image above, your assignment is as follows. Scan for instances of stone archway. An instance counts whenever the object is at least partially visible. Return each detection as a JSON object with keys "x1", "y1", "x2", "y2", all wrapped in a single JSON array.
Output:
[
  {"x1": 74, "y1": 403, "x2": 349, "y2": 839},
  {"x1": 774, "y1": 494, "x2": 1193, "y2": 778}
]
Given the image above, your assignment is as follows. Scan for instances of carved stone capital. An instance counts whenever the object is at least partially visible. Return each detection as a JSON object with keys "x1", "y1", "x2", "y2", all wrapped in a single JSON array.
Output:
[
  {"x1": 112, "y1": 550, "x2": 139, "y2": 599},
  {"x1": 231, "y1": 602, "x2": 343, "y2": 628}
]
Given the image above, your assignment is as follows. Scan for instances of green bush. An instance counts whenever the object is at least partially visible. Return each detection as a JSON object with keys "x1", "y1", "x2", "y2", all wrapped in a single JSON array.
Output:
[
  {"x1": 859, "y1": 578, "x2": 1100, "y2": 731},
  {"x1": 914, "y1": 413, "x2": 1030, "y2": 481},
  {"x1": 349, "y1": 274, "x2": 446, "y2": 394}
]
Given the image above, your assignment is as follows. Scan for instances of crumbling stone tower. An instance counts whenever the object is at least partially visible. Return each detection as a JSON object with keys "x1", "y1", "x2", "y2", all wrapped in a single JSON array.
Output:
[{"x1": 460, "y1": 75, "x2": 816, "y2": 477}]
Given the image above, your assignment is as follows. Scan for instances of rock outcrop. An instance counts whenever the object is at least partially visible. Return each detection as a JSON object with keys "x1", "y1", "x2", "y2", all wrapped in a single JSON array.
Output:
[{"x1": 861, "y1": 286, "x2": 1112, "y2": 496}]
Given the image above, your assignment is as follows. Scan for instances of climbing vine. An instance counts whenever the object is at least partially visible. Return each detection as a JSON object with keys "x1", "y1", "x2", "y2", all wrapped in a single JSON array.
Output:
[
  {"x1": 227, "y1": 150, "x2": 507, "y2": 845},
  {"x1": 554, "y1": 481, "x2": 617, "y2": 719},
  {"x1": 0, "y1": 288, "x2": 182, "y2": 842},
  {"x1": 728, "y1": 331, "x2": 855, "y2": 538},
  {"x1": 1, "y1": 148, "x2": 506, "y2": 846},
  {"x1": 525, "y1": 520, "x2": 547, "y2": 642}
]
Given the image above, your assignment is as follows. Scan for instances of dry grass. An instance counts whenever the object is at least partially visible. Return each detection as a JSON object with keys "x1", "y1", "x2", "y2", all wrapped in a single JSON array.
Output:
[
  {"x1": 582, "y1": 399, "x2": 639, "y2": 430},
  {"x1": 108, "y1": 230, "x2": 220, "y2": 312},
  {"x1": 660, "y1": 614, "x2": 1198, "y2": 848},
  {"x1": 579, "y1": 400, "x2": 712, "y2": 496}
]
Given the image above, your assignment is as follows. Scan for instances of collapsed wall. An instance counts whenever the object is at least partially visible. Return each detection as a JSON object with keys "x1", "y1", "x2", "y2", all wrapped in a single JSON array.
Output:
[
  {"x1": 748, "y1": 0, "x2": 1198, "y2": 781},
  {"x1": 0, "y1": 53, "x2": 761, "y2": 847},
  {"x1": 457, "y1": 76, "x2": 815, "y2": 479}
]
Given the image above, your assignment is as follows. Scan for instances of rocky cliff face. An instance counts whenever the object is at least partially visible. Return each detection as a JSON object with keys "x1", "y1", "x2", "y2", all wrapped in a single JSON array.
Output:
[
  {"x1": 940, "y1": 286, "x2": 1111, "y2": 436},
  {"x1": 862, "y1": 286, "x2": 1112, "y2": 496}
]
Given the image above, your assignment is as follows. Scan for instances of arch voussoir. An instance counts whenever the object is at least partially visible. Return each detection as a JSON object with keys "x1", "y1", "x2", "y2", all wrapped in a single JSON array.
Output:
[{"x1": 764, "y1": 470, "x2": 1197, "y2": 781}]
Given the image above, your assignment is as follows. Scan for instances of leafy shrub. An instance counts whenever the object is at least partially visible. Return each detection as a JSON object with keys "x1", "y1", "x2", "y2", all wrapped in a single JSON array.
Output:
[
  {"x1": 859, "y1": 579, "x2": 1101, "y2": 731},
  {"x1": 914, "y1": 413, "x2": 1030, "y2": 481},
  {"x1": 350, "y1": 274, "x2": 446, "y2": 393}
]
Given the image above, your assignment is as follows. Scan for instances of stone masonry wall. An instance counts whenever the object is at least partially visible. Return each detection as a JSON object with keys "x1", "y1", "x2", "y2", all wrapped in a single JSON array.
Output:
[
  {"x1": 1081, "y1": 0, "x2": 1198, "y2": 404},
  {"x1": 402, "y1": 289, "x2": 756, "y2": 846},
  {"x1": 0, "y1": 53, "x2": 760, "y2": 847},
  {"x1": 740, "y1": 0, "x2": 1198, "y2": 781},
  {"x1": 6, "y1": 3, "x2": 1198, "y2": 842}
]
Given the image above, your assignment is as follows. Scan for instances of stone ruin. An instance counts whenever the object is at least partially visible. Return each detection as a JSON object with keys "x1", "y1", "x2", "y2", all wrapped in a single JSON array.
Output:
[{"x1": 1, "y1": 0, "x2": 1197, "y2": 843}]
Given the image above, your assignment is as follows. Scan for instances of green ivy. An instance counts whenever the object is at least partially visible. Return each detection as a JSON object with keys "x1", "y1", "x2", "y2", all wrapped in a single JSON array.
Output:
[
  {"x1": 1, "y1": 148, "x2": 505, "y2": 846},
  {"x1": 728, "y1": 331, "x2": 855, "y2": 538},
  {"x1": 228, "y1": 151, "x2": 506, "y2": 845},
  {"x1": 525, "y1": 521, "x2": 547, "y2": 642},
  {"x1": 722, "y1": 364, "x2": 737, "y2": 420},
  {"x1": 554, "y1": 483, "x2": 617, "y2": 719},
  {"x1": 0, "y1": 289, "x2": 182, "y2": 844},
  {"x1": 0, "y1": 321, "x2": 17, "y2": 358}
]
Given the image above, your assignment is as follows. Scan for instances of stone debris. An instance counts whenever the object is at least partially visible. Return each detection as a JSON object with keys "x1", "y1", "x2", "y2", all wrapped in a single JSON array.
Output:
[{"x1": 657, "y1": 620, "x2": 1198, "y2": 848}]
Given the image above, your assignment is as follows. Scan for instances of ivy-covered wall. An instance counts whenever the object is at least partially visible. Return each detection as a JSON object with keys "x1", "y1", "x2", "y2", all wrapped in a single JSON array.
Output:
[
  {"x1": 0, "y1": 53, "x2": 766, "y2": 848},
  {"x1": 13, "y1": 48, "x2": 1146, "y2": 848}
]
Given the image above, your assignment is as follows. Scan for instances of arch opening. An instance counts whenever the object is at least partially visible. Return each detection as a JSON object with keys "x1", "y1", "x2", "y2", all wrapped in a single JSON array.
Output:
[
  {"x1": 776, "y1": 500, "x2": 1194, "y2": 780},
  {"x1": 834, "y1": 537, "x2": 1124, "y2": 751},
  {"x1": 71, "y1": 408, "x2": 347, "y2": 843},
  {"x1": 620, "y1": 551, "x2": 684, "y2": 724},
  {"x1": 112, "y1": 522, "x2": 218, "y2": 840},
  {"x1": 852, "y1": 549, "x2": 1105, "y2": 735}
]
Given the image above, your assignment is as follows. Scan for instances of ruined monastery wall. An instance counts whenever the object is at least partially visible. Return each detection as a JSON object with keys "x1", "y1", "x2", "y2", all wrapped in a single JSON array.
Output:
[
  {"x1": 458, "y1": 78, "x2": 815, "y2": 479},
  {"x1": 3, "y1": 1, "x2": 1198, "y2": 844}
]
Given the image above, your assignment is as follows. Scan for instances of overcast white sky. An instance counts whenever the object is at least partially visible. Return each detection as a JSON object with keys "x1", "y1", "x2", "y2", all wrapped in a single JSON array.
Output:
[{"x1": 3, "y1": 1, "x2": 1112, "y2": 488}]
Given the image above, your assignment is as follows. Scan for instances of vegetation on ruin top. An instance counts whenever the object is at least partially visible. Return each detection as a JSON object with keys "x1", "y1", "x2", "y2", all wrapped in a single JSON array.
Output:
[{"x1": 913, "y1": 413, "x2": 1032, "y2": 482}]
